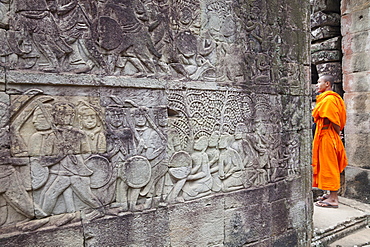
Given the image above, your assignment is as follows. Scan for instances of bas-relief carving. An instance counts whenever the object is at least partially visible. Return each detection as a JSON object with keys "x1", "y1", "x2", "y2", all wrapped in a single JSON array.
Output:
[
  {"x1": 8, "y1": 95, "x2": 107, "y2": 226},
  {"x1": 165, "y1": 89, "x2": 302, "y2": 202},
  {"x1": 0, "y1": 0, "x2": 298, "y2": 85},
  {"x1": 1, "y1": 88, "x2": 303, "y2": 233}
]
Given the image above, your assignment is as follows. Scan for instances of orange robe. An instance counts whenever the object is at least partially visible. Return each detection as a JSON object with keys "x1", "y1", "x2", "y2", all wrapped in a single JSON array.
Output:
[{"x1": 312, "y1": 91, "x2": 348, "y2": 191}]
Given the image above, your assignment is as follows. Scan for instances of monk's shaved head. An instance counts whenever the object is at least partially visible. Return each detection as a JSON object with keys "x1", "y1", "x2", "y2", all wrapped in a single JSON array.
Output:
[{"x1": 319, "y1": 75, "x2": 334, "y2": 88}]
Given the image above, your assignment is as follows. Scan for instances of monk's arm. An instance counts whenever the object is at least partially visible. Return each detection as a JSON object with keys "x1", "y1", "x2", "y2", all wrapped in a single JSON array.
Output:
[{"x1": 323, "y1": 118, "x2": 341, "y2": 135}]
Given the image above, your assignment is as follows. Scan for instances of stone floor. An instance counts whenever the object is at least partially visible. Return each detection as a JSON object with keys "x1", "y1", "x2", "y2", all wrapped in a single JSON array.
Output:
[{"x1": 312, "y1": 196, "x2": 370, "y2": 246}]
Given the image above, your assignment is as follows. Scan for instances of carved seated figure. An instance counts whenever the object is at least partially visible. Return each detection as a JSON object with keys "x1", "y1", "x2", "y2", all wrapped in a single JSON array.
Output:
[
  {"x1": 182, "y1": 136, "x2": 212, "y2": 201},
  {"x1": 206, "y1": 131, "x2": 221, "y2": 192},
  {"x1": 218, "y1": 133, "x2": 244, "y2": 192}
]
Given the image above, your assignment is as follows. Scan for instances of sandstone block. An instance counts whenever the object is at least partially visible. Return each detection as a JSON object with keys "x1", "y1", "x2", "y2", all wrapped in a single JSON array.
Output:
[
  {"x1": 0, "y1": 224, "x2": 84, "y2": 246},
  {"x1": 271, "y1": 199, "x2": 289, "y2": 235},
  {"x1": 343, "y1": 166, "x2": 370, "y2": 204},
  {"x1": 310, "y1": 0, "x2": 340, "y2": 13},
  {"x1": 343, "y1": 72, "x2": 370, "y2": 92},
  {"x1": 344, "y1": 92, "x2": 370, "y2": 117},
  {"x1": 311, "y1": 11, "x2": 340, "y2": 29},
  {"x1": 342, "y1": 30, "x2": 370, "y2": 55},
  {"x1": 311, "y1": 26, "x2": 341, "y2": 41},
  {"x1": 84, "y1": 209, "x2": 170, "y2": 247},
  {"x1": 341, "y1": 0, "x2": 370, "y2": 15},
  {"x1": 345, "y1": 112, "x2": 370, "y2": 134},
  {"x1": 316, "y1": 62, "x2": 342, "y2": 82},
  {"x1": 168, "y1": 196, "x2": 225, "y2": 246},
  {"x1": 224, "y1": 204, "x2": 272, "y2": 246},
  {"x1": 343, "y1": 53, "x2": 370, "y2": 74},
  {"x1": 344, "y1": 133, "x2": 370, "y2": 168},
  {"x1": 311, "y1": 36, "x2": 341, "y2": 53},
  {"x1": 342, "y1": 8, "x2": 370, "y2": 36},
  {"x1": 311, "y1": 50, "x2": 341, "y2": 64}
]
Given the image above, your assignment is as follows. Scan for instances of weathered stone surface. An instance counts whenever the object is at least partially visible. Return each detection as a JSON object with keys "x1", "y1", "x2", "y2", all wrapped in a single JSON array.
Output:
[
  {"x1": 311, "y1": 36, "x2": 341, "y2": 53},
  {"x1": 0, "y1": 67, "x2": 4, "y2": 91},
  {"x1": 84, "y1": 209, "x2": 170, "y2": 247},
  {"x1": 271, "y1": 199, "x2": 289, "y2": 235},
  {"x1": 311, "y1": 0, "x2": 341, "y2": 13},
  {"x1": 344, "y1": 133, "x2": 370, "y2": 168},
  {"x1": 0, "y1": 92, "x2": 9, "y2": 150},
  {"x1": 316, "y1": 62, "x2": 342, "y2": 82},
  {"x1": 341, "y1": 0, "x2": 370, "y2": 15},
  {"x1": 344, "y1": 93, "x2": 370, "y2": 135},
  {"x1": 343, "y1": 72, "x2": 370, "y2": 93},
  {"x1": 343, "y1": 166, "x2": 370, "y2": 204},
  {"x1": 311, "y1": 26, "x2": 341, "y2": 41},
  {"x1": 341, "y1": 0, "x2": 370, "y2": 206},
  {"x1": 311, "y1": 11, "x2": 340, "y2": 29},
  {"x1": 272, "y1": 230, "x2": 300, "y2": 247},
  {"x1": 224, "y1": 204, "x2": 271, "y2": 246},
  {"x1": 342, "y1": 31, "x2": 370, "y2": 55},
  {"x1": 311, "y1": 50, "x2": 342, "y2": 64},
  {"x1": 168, "y1": 195, "x2": 225, "y2": 246},
  {"x1": 0, "y1": 223, "x2": 84, "y2": 247},
  {"x1": 342, "y1": 7, "x2": 370, "y2": 36}
]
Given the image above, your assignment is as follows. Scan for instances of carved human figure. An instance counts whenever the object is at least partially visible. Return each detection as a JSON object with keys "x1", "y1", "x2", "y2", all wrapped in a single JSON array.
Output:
[
  {"x1": 106, "y1": 105, "x2": 136, "y2": 210},
  {"x1": 28, "y1": 104, "x2": 57, "y2": 156},
  {"x1": 166, "y1": 130, "x2": 191, "y2": 204},
  {"x1": 0, "y1": 156, "x2": 47, "y2": 226},
  {"x1": 284, "y1": 137, "x2": 299, "y2": 178},
  {"x1": 206, "y1": 131, "x2": 221, "y2": 192},
  {"x1": 10, "y1": 0, "x2": 72, "y2": 72},
  {"x1": 39, "y1": 102, "x2": 104, "y2": 217},
  {"x1": 54, "y1": 0, "x2": 96, "y2": 73},
  {"x1": 249, "y1": 119, "x2": 269, "y2": 186},
  {"x1": 218, "y1": 133, "x2": 244, "y2": 192},
  {"x1": 94, "y1": 0, "x2": 161, "y2": 75},
  {"x1": 77, "y1": 101, "x2": 106, "y2": 154},
  {"x1": 182, "y1": 136, "x2": 212, "y2": 201},
  {"x1": 175, "y1": 30, "x2": 214, "y2": 80},
  {"x1": 145, "y1": 0, "x2": 173, "y2": 75},
  {"x1": 131, "y1": 107, "x2": 166, "y2": 208},
  {"x1": 106, "y1": 105, "x2": 134, "y2": 158},
  {"x1": 231, "y1": 123, "x2": 248, "y2": 166}
]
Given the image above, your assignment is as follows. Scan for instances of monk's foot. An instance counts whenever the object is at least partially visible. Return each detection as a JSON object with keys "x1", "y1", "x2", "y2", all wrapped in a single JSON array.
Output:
[
  {"x1": 316, "y1": 193, "x2": 329, "y2": 201},
  {"x1": 314, "y1": 200, "x2": 338, "y2": 208}
]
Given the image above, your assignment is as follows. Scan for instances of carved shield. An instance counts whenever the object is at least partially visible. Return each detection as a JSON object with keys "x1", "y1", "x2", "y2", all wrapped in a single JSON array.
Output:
[
  {"x1": 168, "y1": 151, "x2": 192, "y2": 179},
  {"x1": 97, "y1": 17, "x2": 123, "y2": 51},
  {"x1": 124, "y1": 156, "x2": 151, "y2": 189},
  {"x1": 85, "y1": 155, "x2": 112, "y2": 189}
]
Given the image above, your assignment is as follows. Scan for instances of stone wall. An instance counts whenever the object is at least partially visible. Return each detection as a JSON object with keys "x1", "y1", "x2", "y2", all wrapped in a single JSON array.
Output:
[
  {"x1": 0, "y1": 0, "x2": 312, "y2": 245},
  {"x1": 341, "y1": 0, "x2": 370, "y2": 204},
  {"x1": 310, "y1": 0, "x2": 342, "y2": 96}
]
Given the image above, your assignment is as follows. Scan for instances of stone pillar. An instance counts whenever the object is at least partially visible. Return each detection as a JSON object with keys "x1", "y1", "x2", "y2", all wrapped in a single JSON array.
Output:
[{"x1": 341, "y1": 0, "x2": 370, "y2": 204}]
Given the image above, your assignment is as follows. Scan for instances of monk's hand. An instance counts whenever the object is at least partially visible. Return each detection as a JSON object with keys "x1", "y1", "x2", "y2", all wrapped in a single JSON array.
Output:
[{"x1": 340, "y1": 131, "x2": 344, "y2": 140}]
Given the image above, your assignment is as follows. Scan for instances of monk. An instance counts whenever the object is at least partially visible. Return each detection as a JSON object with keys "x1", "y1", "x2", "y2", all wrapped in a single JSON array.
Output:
[{"x1": 312, "y1": 75, "x2": 348, "y2": 208}]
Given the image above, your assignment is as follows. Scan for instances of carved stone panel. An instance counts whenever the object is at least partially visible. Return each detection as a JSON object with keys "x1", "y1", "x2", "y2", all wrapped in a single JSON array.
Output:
[{"x1": 0, "y1": 0, "x2": 307, "y2": 88}]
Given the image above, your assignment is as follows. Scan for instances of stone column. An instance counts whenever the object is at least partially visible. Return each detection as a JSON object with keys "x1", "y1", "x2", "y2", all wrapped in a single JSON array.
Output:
[{"x1": 341, "y1": 0, "x2": 370, "y2": 204}]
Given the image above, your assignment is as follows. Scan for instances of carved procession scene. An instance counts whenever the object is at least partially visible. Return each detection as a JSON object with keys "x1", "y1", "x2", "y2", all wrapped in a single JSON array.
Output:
[
  {"x1": 0, "y1": 87, "x2": 304, "y2": 232},
  {"x1": 0, "y1": 0, "x2": 299, "y2": 84}
]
